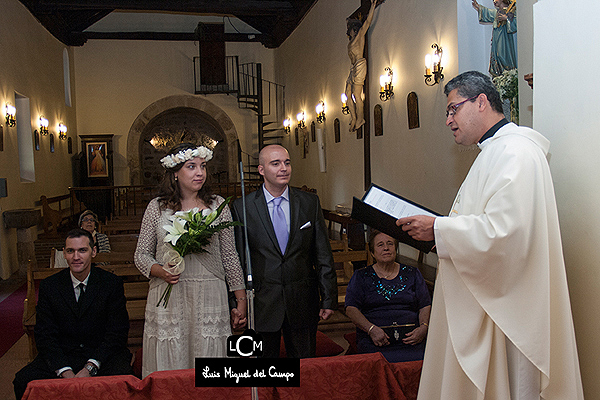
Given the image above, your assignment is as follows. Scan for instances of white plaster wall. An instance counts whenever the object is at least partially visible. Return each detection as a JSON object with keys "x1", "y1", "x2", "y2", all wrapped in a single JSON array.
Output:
[
  {"x1": 516, "y1": 0, "x2": 536, "y2": 127},
  {"x1": 533, "y1": 0, "x2": 599, "y2": 397},
  {"x1": 457, "y1": 0, "x2": 492, "y2": 73},
  {"x1": 73, "y1": 40, "x2": 275, "y2": 185},
  {"x1": 0, "y1": 0, "x2": 77, "y2": 278},
  {"x1": 276, "y1": 0, "x2": 476, "y2": 262}
]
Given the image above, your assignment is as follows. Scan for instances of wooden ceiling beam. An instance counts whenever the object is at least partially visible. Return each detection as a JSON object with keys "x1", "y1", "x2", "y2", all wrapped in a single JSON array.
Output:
[
  {"x1": 81, "y1": 31, "x2": 265, "y2": 43},
  {"x1": 23, "y1": 0, "x2": 294, "y2": 15}
]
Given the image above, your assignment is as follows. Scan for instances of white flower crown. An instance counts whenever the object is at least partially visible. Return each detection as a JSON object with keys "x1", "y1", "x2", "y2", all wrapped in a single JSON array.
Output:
[{"x1": 160, "y1": 146, "x2": 213, "y2": 169}]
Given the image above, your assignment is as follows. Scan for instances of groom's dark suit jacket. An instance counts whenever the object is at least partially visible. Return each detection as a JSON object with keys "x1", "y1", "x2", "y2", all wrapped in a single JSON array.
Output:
[
  {"x1": 232, "y1": 186, "x2": 337, "y2": 332},
  {"x1": 34, "y1": 266, "x2": 130, "y2": 371}
]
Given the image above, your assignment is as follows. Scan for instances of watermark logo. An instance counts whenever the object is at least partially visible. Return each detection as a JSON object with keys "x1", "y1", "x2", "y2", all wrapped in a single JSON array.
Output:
[{"x1": 226, "y1": 329, "x2": 263, "y2": 357}]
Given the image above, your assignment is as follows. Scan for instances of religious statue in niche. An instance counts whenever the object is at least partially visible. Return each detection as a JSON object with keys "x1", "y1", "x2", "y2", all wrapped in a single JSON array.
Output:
[
  {"x1": 471, "y1": 0, "x2": 517, "y2": 77},
  {"x1": 345, "y1": 0, "x2": 384, "y2": 132}
]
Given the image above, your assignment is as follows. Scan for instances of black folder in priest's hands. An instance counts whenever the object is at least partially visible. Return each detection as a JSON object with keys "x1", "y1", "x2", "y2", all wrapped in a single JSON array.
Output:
[{"x1": 350, "y1": 184, "x2": 441, "y2": 253}]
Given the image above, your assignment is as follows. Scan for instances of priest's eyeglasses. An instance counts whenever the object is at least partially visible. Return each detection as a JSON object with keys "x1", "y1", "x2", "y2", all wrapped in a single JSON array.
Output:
[{"x1": 446, "y1": 96, "x2": 478, "y2": 118}]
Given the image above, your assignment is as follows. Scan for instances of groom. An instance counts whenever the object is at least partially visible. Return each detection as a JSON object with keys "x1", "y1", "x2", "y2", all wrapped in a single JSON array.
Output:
[{"x1": 232, "y1": 144, "x2": 337, "y2": 358}]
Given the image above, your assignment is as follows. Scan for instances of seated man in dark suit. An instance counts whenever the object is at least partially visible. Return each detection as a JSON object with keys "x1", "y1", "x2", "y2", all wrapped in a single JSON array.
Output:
[{"x1": 13, "y1": 229, "x2": 132, "y2": 399}]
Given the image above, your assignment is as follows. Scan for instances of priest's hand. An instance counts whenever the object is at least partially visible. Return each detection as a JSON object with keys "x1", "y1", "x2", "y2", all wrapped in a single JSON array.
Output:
[{"x1": 396, "y1": 215, "x2": 436, "y2": 242}]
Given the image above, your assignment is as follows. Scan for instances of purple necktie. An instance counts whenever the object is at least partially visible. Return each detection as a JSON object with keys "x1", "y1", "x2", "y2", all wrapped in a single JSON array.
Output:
[{"x1": 272, "y1": 197, "x2": 288, "y2": 253}]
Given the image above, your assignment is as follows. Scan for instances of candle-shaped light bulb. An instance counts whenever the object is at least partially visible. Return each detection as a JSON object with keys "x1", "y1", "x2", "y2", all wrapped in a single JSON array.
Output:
[
  {"x1": 432, "y1": 53, "x2": 440, "y2": 72},
  {"x1": 316, "y1": 102, "x2": 323, "y2": 115},
  {"x1": 425, "y1": 54, "x2": 432, "y2": 75},
  {"x1": 6, "y1": 104, "x2": 16, "y2": 117}
]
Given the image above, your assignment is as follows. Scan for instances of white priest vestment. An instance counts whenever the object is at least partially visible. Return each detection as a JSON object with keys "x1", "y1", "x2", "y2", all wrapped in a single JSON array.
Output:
[{"x1": 417, "y1": 123, "x2": 584, "y2": 399}]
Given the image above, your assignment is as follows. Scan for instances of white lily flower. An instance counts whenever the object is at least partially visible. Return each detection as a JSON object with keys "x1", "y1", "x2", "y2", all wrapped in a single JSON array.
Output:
[
  {"x1": 174, "y1": 208, "x2": 198, "y2": 222},
  {"x1": 163, "y1": 218, "x2": 187, "y2": 245}
]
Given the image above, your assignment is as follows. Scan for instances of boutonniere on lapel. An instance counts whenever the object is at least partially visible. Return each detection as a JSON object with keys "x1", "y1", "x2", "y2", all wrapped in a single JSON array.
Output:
[{"x1": 158, "y1": 197, "x2": 241, "y2": 307}]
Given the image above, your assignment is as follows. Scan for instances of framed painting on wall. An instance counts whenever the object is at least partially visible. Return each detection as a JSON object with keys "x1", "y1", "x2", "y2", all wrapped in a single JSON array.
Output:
[{"x1": 86, "y1": 142, "x2": 109, "y2": 178}]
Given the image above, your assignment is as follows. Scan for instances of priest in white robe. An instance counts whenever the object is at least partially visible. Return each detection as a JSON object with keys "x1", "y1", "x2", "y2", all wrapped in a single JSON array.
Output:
[{"x1": 397, "y1": 71, "x2": 583, "y2": 400}]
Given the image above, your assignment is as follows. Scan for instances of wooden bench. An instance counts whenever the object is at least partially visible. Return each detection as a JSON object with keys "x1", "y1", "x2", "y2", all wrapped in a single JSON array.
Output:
[
  {"x1": 100, "y1": 220, "x2": 141, "y2": 235},
  {"x1": 106, "y1": 233, "x2": 139, "y2": 253},
  {"x1": 23, "y1": 260, "x2": 148, "y2": 361},
  {"x1": 39, "y1": 193, "x2": 87, "y2": 235},
  {"x1": 330, "y1": 233, "x2": 372, "y2": 306},
  {"x1": 93, "y1": 251, "x2": 135, "y2": 264},
  {"x1": 50, "y1": 248, "x2": 135, "y2": 267}
]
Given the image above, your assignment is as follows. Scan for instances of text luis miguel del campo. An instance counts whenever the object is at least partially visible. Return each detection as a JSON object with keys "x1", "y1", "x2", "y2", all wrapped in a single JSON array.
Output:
[{"x1": 195, "y1": 329, "x2": 300, "y2": 387}]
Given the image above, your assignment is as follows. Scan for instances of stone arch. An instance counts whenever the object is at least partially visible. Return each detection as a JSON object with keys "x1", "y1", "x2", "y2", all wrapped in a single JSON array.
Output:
[{"x1": 127, "y1": 94, "x2": 239, "y2": 184}]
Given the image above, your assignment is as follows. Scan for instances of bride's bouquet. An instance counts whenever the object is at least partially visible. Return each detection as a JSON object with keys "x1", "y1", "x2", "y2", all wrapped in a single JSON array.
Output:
[{"x1": 157, "y1": 197, "x2": 241, "y2": 307}]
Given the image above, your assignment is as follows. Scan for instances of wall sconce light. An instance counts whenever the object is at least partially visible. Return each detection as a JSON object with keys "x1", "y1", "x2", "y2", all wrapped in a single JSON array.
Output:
[
  {"x1": 315, "y1": 101, "x2": 326, "y2": 123},
  {"x1": 58, "y1": 123, "x2": 68, "y2": 140},
  {"x1": 5, "y1": 104, "x2": 16, "y2": 127},
  {"x1": 379, "y1": 67, "x2": 394, "y2": 101},
  {"x1": 283, "y1": 118, "x2": 291, "y2": 133},
  {"x1": 39, "y1": 116, "x2": 49, "y2": 135},
  {"x1": 296, "y1": 111, "x2": 305, "y2": 129},
  {"x1": 340, "y1": 94, "x2": 350, "y2": 115},
  {"x1": 425, "y1": 43, "x2": 444, "y2": 86}
]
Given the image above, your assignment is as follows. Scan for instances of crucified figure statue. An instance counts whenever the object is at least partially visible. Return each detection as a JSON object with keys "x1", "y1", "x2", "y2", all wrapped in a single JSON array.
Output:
[{"x1": 345, "y1": 0, "x2": 382, "y2": 132}]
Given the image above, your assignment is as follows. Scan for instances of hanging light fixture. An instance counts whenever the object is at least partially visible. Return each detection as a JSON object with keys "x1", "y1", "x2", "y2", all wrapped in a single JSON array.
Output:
[
  {"x1": 315, "y1": 101, "x2": 326, "y2": 123},
  {"x1": 425, "y1": 43, "x2": 444, "y2": 86},
  {"x1": 39, "y1": 116, "x2": 49, "y2": 135},
  {"x1": 58, "y1": 123, "x2": 68, "y2": 140},
  {"x1": 379, "y1": 67, "x2": 394, "y2": 101},
  {"x1": 5, "y1": 104, "x2": 16, "y2": 127}
]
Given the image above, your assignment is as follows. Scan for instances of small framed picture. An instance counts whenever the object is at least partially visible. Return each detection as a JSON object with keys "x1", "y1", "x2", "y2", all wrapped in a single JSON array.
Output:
[
  {"x1": 49, "y1": 134, "x2": 55, "y2": 153},
  {"x1": 86, "y1": 142, "x2": 109, "y2": 177},
  {"x1": 34, "y1": 130, "x2": 40, "y2": 151}
]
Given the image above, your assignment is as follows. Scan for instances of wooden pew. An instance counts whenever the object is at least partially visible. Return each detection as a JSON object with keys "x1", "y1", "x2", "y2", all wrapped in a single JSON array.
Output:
[
  {"x1": 100, "y1": 221, "x2": 141, "y2": 235},
  {"x1": 39, "y1": 193, "x2": 87, "y2": 235},
  {"x1": 51, "y1": 248, "x2": 135, "y2": 267},
  {"x1": 23, "y1": 260, "x2": 148, "y2": 361},
  {"x1": 107, "y1": 234, "x2": 139, "y2": 253},
  {"x1": 93, "y1": 251, "x2": 135, "y2": 264}
]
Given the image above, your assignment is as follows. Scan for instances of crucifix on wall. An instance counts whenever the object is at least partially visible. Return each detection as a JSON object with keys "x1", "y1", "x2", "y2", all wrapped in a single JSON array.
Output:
[
  {"x1": 345, "y1": 0, "x2": 382, "y2": 133},
  {"x1": 345, "y1": 0, "x2": 384, "y2": 189}
]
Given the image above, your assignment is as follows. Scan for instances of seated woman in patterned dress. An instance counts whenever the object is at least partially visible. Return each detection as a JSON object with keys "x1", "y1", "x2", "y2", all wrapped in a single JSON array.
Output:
[{"x1": 345, "y1": 229, "x2": 431, "y2": 362}]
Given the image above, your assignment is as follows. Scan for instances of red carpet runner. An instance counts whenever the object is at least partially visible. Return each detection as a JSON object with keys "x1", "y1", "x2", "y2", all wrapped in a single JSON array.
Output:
[{"x1": 0, "y1": 283, "x2": 29, "y2": 358}]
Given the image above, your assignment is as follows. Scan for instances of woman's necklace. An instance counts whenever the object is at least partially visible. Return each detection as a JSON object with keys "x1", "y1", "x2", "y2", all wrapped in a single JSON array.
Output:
[
  {"x1": 369, "y1": 264, "x2": 408, "y2": 300},
  {"x1": 375, "y1": 263, "x2": 398, "y2": 280}
]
